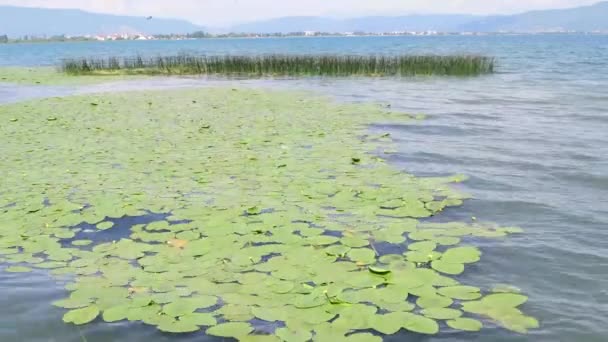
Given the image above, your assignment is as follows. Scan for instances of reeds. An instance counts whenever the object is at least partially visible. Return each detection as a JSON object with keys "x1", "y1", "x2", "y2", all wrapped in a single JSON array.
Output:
[{"x1": 60, "y1": 54, "x2": 495, "y2": 77}]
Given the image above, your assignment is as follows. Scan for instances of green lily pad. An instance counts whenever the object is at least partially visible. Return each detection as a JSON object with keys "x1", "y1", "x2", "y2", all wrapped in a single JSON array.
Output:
[
  {"x1": 416, "y1": 295, "x2": 453, "y2": 309},
  {"x1": 102, "y1": 305, "x2": 130, "y2": 322},
  {"x1": 369, "y1": 266, "x2": 391, "y2": 275},
  {"x1": 348, "y1": 248, "x2": 377, "y2": 264},
  {"x1": 370, "y1": 312, "x2": 408, "y2": 334},
  {"x1": 179, "y1": 313, "x2": 217, "y2": 326},
  {"x1": 163, "y1": 296, "x2": 217, "y2": 317},
  {"x1": 341, "y1": 236, "x2": 370, "y2": 248},
  {"x1": 71, "y1": 240, "x2": 93, "y2": 246},
  {"x1": 96, "y1": 221, "x2": 114, "y2": 230},
  {"x1": 437, "y1": 286, "x2": 482, "y2": 300},
  {"x1": 432, "y1": 236, "x2": 461, "y2": 246},
  {"x1": 206, "y1": 322, "x2": 253, "y2": 338},
  {"x1": 441, "y1": 246, "x2": 481, "y2": 264},
  {"x1": 307, "y1": 235, "x2": 340, "y2": 246},
  {"x1": 325, "y1": 245, "x2": 351, "y2": 256},
  {"x1": 408, "y1": 241, "x2": 437, "y2": 252},
  {"x1": 63, "y1": 305, "x2": 100, "y2": 325},
  {"x1": 500, "y1": 313, "x2": 539, "y2": 333},
  {"x1": 421, "y1": 308, "x2": 462, "y2": 320},
  {"x1": 404, "y1": 251, "x2": 440, "y2": 263},
  {"x1": 294, "y1": 294, "x2": 326, "y2": 309},
  {"x1": 275, "y1": 327, "x2": 312, "y2": 342},
  {"x1": 251, "y1": 306, "x2": 288, "y2": 322},
  {"x1": 158, "y1": 320, "x2": 200, "y2": 333},
  {"x1": 246, "y1": 207, "x2": 262, "y2": 215},
  {"x1": 402, "y1": 314, "x2": 439, "y2": 334},
  {"x1": 53, "y1": 297, "x2": 93, "y2": 309},
  {"x1": 447, "y1": 318, "x2": 483, "y2": 332},
  {"x1": 431, "y1": 260, "x2": 465, "y2": 275},
  {"x1": 477, "y1": 293, "x2": 528, "y2": 308}
]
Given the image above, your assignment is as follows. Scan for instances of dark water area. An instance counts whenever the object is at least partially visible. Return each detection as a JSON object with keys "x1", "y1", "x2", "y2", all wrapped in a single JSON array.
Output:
[{"x1": 1, "y1": 35, "x2": 608, "y2": 341}]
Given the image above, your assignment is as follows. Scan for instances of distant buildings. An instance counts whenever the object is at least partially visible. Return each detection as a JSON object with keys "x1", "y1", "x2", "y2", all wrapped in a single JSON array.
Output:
[
  {"x1": 3, "y1": 29, "x2": 607, "y2": 44},
  {"x1": 93, "y1": 33, "x2": 155, "y2": 41}
]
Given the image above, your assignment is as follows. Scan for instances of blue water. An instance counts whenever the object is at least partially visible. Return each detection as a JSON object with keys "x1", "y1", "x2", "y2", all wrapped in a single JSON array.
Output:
[{"x1": 1, "y1": 35, "x2": 608, "y2": 342}]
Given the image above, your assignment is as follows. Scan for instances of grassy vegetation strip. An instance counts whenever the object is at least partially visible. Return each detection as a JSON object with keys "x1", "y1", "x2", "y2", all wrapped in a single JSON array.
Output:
[
  {"x1": 0, "y1": 67, "x2": 146, "y2": 86},
  {"x1": 61, "y1": 54, "x2": 495, "y2": 77}
]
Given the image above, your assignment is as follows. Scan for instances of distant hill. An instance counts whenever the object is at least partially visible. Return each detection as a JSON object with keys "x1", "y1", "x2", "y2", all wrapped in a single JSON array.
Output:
[
  {"x1": 2, "y1": 2, "x2": 608, "y2": 38},
  {"x1": 0, "y1": 6, "x2": 204, "y2": 37},
  {"x1": 461, "y1": 1, "x2": 608, "y2": 32},
  {"x1": 230, "y1": 15, "x2": 479, "y2": 33},
  {"x1": 230, "y1": 2, "x2": 608, "y2": 33}
]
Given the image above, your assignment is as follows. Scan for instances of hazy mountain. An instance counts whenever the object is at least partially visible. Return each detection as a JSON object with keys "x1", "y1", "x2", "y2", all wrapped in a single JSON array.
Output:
[
  {"x1": 230, "y1": 1, "x2": 608, "y2": 33},
  {"x1": 230, "y1": 15, "x2": 479, "y2": 33},
  {"x1": 0, "y1": 6, "x2": 203, "y2": 37},
  {"x1": 461, "y1": 1, "x2": 608, "y2": 32},
  {"x1": 1, "y1": 1, "x2": 608, "y2": 38}
]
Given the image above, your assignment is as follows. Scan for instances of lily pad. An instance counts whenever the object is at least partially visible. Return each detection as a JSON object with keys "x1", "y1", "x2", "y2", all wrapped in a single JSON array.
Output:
[
  {"x1": 178, "y1": 313, "x2": 217, "y2": 326},
  {"x1": 431, "y1": 260, "x2": 465, "y2": 275},
  {"x1": 370, "y1": 312, "x2": 408, "y2": 334},
  {"x1": 441, "y1": 246, "x2": 481, "y2": 264},
  {"x1": 53, "y1": 297, "x2": 92, "y2": 309},
  {"x1": 447, "y1": 318, "x2": 483, "y2": 332},
  {"x1": 369, "y1": 266, "x2": 391, "y2": 275},
  {"x1": 63, "y1": 305, "x2": 100, "y2": 325},
  {"x1": 421, "y1": 308, "x2": 462, "y2": 320},
  {"x1": 437, "y1": 286, "x2": 482, "y2": 300},
  {"x1": 206, "y1": 322, "x2": 254, "y2": 338},
  {"x1": 417, "y1": 295, "x2": 453, "y2": 309},
  {"x1": 275, "y1": 327, "x2": 313, "y2": 342},
  {"x1": 96, "y1": 221, "x2": 114, "y2": 230},
  {"x1": 408, "y1": 241, "x2": 437, "y2": 252},
  {"x1": 71, "y1": 240, "x2": 93, "y2": 246},
  {"x1": 102, "y1": 305, "x2": 130, "y2": 322},
  {"x1": 158, "y1": 320, "x2": 200, "y2": 333},
  {"x1": 163, "y1": 296, "x2": 217, "y2": 317},
  {"x1": 402, "y1": 314, "x2": 439, "y2": 335}
]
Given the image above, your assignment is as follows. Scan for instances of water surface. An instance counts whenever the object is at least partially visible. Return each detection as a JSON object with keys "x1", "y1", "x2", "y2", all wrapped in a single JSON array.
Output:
[{"x1": 1, "y1": 35, "x2": 607, "y2": 341}]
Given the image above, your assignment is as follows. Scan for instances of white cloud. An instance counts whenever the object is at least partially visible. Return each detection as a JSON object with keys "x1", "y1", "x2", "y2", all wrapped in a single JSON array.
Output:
[{"x1": 0, "y1": 0, "x2": 601, "y2": 26}]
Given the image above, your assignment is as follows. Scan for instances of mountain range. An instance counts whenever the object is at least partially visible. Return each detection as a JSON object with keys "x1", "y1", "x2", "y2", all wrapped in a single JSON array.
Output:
[
  {"x1": 0, "y1": 6, "x2": 202, "y2": 37},
  {"x1": 1, "y1": 2, "x2": 608, "y2": 38},
  {"x1": 231, "y1": 2, "x2": 608, "y2": 33}
]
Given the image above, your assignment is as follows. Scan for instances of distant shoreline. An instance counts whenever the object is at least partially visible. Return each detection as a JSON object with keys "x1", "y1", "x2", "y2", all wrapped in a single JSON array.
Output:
[{"x1": 1, "y1": 31, "x2": 607, "y2": 45}]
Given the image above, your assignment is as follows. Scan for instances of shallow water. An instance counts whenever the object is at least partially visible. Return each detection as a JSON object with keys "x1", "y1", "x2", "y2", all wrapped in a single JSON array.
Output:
[{"x1": 1, "y1": 35, "x2": 608, "y2": 341}]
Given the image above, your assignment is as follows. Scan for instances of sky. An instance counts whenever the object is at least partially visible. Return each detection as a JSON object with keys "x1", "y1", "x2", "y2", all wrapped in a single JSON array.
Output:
[{"x1": 0, "y1": 0, "x2": 601, "y2": 26}]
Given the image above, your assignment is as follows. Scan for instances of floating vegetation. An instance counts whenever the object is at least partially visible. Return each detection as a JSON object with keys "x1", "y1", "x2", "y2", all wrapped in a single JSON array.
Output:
[
  {"x1": 0, "y1": 88, "x2": 536, "y2": 340},
  {"x1": 60, "y1": 54, "x2": 495, "y2": 77},
  {"x1": 0, "y1": 67, "x2": 142, "y2": 86}
]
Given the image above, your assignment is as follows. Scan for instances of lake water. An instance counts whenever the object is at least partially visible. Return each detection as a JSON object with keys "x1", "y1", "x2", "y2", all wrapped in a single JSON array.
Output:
[{"x1": 1, "y1": 35, "x2": 607, "y2": 341}]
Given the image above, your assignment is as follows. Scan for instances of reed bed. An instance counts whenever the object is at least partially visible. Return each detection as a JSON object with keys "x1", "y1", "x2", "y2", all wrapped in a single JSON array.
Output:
[{"x1": 60, "y1": 54, "x2": 495, "y2": 77}]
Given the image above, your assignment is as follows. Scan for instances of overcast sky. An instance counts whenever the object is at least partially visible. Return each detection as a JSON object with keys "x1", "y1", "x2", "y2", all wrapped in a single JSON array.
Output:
[{"x1": 0, "y1": 0, "x2": 601, "y2": 26}]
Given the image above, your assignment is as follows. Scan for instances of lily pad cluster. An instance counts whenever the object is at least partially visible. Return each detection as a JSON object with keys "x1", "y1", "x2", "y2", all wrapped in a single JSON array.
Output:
[{"x1": 0, "y1": 87, "x2": 537, "y2": 340}]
